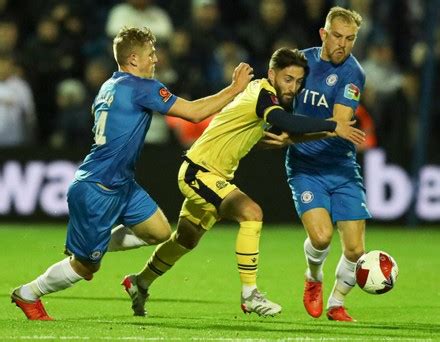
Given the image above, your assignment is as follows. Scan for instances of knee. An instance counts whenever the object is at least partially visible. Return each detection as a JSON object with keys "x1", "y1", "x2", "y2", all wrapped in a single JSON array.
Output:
[
  {"x1": 71, "y1": 257, "x2": 100, "y2": 280},
  {"x1": 136, "y1": 220, "x2": 172, "y2": 245},
  {"x1": 309, "y1": 230, "x2": 332, "y2": 250},
  {"x1": 239, "y1": 202, "x2": 263, "y2": 222},
  {"x1": 157, "y1": 228, "x2": 172, "y2": 244},
  {"x1": 344, "y1": 246, "x2": 365, "y2": 262},
  {"x1": 149, "y1": 225, "x2": 172, "y2": 245}
]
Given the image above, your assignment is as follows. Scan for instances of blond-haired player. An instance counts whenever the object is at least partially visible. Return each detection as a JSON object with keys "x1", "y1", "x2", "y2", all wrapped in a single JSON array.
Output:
[{"x1": 10, "y1": 26, "x2": 253, "y2": 320}]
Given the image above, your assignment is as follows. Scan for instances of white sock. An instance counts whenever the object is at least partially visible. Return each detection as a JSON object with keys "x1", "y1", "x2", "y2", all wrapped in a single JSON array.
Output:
[
  {"x1": 242, "y1": 284, "x2": 257, "y2": 298},
  {"x1": 107, "y1": 225, "x2": 148, "y2": 252},
  {"x1": 19, "y1": 257, "x2": 83, "y2": 301},
  {"x1": 304, "y1": 238, "x2": 330, "y2": 282},
  {"x1": 327, "y1": 254, "x2": 356, "y2": 308}
]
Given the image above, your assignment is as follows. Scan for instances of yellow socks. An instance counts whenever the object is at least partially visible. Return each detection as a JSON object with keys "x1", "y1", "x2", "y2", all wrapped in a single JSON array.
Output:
[
  {"x1": 137, "y1": 231, "x2": 190, "y2": 289},
  {"x1": 137, "y1": 221, "x2": 263, "y2": 291},
  {"x1": 235, "y1": 221, "x2": 262, "y2": 287}
]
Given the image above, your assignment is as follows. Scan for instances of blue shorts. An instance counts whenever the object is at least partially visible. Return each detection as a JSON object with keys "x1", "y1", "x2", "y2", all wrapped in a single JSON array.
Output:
[
  {"x1": 287, "y1": 166, "x2": 371, "y2": 223},
  {"x1": 65, "y1": 180, "x2": 158, "y2": 263}
]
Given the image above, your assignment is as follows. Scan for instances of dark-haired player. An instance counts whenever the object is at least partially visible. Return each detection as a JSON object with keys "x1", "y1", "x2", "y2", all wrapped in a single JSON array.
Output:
[{"x1": 124, "y1": 47, "x2": 365, "y2": 317}]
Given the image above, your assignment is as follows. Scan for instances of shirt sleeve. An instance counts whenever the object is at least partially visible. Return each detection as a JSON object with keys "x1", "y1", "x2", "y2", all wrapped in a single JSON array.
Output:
[
  {"x1": 255, "y1": 88, "x2": 284, "y2": 121},
  {"x1": 133, "y1": 79, "x2": 177, "y2": 115},
  {"x1": 266, "y1": 109, "x2": 336, "y2": 135},
  {"x1": 334, "y1": 66, "x2": 365, "y2": 110}
]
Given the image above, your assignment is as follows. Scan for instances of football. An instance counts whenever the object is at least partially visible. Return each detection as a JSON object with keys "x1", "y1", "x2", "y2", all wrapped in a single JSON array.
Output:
[{"x1": 356, "y1": 250, "x2": 399, "y2": 294}]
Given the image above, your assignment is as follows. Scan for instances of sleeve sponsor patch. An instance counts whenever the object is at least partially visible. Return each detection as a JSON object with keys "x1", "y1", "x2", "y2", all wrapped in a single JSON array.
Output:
[
  {"x1": 159, "y1": 87, "x2": 172, "y2": 102},
  {"x1": 344, "y1": 83, "x2": 360, "y2": 101}
]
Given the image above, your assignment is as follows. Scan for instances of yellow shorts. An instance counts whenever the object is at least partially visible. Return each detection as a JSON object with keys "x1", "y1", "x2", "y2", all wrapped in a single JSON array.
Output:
[{"x1": 178, "y1": 160, "x2": 237, "y2": 230}]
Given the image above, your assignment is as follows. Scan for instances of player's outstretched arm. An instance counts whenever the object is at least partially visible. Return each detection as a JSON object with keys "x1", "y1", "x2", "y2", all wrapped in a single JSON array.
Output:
[
  {"x1": 260, "y1": 117, "x2": 365, "y2": 147},
  {"x1": 265, "y1": 109, "x2": 365, "y2": 144},
  {"x1": 329, "y1": 103, "x2": 365, "y2": 144},
  {"x1": 331, "y1": 119, "x2": 365, "y2": 145},
  {"x1": 257, "y1": 110, "x2": 336, "y2": 149},
  {"x1": 259, "y1": 131, "x2": 334, "y2": 149},
  {"x1": 167, "y1": 63, "x2": 254, "y2": 123},
  {"x1": 266, "y1": 109, "x2": 336, "y2": 135}
]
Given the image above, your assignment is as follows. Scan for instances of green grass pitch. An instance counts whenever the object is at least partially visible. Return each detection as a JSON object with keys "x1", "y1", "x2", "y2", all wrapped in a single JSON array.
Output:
[{"x1": 1, "y1": 224, "x2": 439, "y2": 341}]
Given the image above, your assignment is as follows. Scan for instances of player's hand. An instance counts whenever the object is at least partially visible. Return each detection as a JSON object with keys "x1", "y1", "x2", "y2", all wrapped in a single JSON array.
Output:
[
  {"x1": 259, "y1": 131, "x2": 293, "y2": 149},
  {"x1": 333, "y1": 119, "x2": 366, "y2": 145},
  {"x1": 230, "y1": 62, "x2": 254, "y2": 94}
]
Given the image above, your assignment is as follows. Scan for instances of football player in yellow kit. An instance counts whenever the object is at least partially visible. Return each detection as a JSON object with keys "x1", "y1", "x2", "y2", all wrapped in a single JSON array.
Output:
[{"x1": 122, "y1": 48, "x2": 365, "y2": 317}]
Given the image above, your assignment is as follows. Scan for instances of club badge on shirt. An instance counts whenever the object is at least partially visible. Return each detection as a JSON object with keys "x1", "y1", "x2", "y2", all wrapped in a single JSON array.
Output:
[
  {"x1": 326, "y1": 74, "x2": 338, "y2": 86},
  {"x1": 344, "y1": 83, "x2": 360, "y2": 101}
]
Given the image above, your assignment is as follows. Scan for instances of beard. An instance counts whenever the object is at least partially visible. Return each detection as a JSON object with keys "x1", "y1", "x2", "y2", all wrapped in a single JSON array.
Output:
[
  {"x1": 274, "y1": 86, "x2": 294, "y2": 111},
  {"x1": 280, "y1": 97, "x2": 293, "y2": 112}
]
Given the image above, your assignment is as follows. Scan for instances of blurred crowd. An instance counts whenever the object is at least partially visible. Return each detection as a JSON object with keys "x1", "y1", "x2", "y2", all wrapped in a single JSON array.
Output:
[{"x1": 0, "y1": 0, "x2": 438, "y2": 166}]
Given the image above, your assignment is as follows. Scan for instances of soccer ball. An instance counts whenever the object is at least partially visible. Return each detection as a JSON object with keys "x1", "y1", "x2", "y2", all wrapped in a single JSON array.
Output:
[{"x1": 355, "y1": 250, "x2": 398, "y2": 294}]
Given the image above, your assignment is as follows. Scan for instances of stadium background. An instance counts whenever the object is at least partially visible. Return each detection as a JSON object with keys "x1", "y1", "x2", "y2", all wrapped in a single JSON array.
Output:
[
  {"x1": 1, "y1": 1, "x2": 440, "y2": 340},
  {"x1": 0, "y1": 0, "x2": 439, "y2": 225}
]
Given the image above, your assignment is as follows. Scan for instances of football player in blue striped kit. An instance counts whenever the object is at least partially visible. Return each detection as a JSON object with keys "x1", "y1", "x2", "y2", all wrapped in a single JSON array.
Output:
[
  {"x1": 288, "y1": 7, "x2": 370, "y2": 322},
  {"x1": 263, "y1": 7, "x2": 371, "y2": 322},
  {"x1": 10, "y1": 26, "x2": 253, "y2": 320}
]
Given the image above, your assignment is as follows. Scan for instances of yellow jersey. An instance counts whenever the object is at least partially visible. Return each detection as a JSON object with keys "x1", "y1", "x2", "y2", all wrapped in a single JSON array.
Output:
[{"x1": 186, "y1": 78, "x2": 283, "y2": 180}]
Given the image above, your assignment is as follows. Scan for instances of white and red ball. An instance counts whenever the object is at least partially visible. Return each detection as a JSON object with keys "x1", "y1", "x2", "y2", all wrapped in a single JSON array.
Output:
[{"x1": 356, "y1": 250, "x2": 398, "y2": 294}]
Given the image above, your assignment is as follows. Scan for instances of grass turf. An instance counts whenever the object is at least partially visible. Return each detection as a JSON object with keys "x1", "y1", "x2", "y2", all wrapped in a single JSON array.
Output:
[{"x1": 0, "y1": 224, "x2": 439, "y2": 341}]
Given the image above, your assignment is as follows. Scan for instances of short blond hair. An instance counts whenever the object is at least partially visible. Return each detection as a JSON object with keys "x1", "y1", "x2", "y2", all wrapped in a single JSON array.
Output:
[
  {"x1": 324, "y1": 6, "x2": 362, "y2": 30},
  {"x1": 113, "y1": 26, "x2": 156, "y2": 66}
]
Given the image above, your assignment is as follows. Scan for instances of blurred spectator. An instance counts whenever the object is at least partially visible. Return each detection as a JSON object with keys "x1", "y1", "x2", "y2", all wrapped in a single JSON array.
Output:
[
  {"x1": 376, "y1": 70, "x2": 420, "y2": 167},
  {"x1": 361, "y1": 36, "x2": 407, "y2": 163},
  {"x1": 0, "y1": 0, "x2": 22, "y2": 31},
  {"x1": 0, "y1": 53, "x2": 36, "y2": 146},
  {"x1": 429, "y1": 27, "x2": 440, "y2": 164},
  {"x1": 0, "y1": 16, "x2": 26, "y2": 76},
  {"x1": 0, "y1": 0, "x2": 433, "y2": 165},
  {"x1": 216, "y1": 0, "x2": 249, "y2": 29},
  {"x1": 361, "y1": 35, "x2": 402, "y2": 111},
  {"x1": 23, "y1": 16, "x2": 80, "y2": 142},
  {"x1": 270, "y1": 36, "x2": 300, "y2": 56},
  {"x1": 159, "y1": 0, "x2": 192, "y2": 27},
  {"x1": 168, "y1": 27, "x2": 205, "y2": 98},
  {"x1": 0, "y1": 17, "x2": 19, "y2": 54},
  {"x1": 239, "y1": 0, "x2": 307, "y2": 76},
  {"x1": 83, "y1": 56, "x2": 114, "y2": 104},
  {"x1": 50, "y1": 79, "x2": 92, "y2": 149},
  {"x1": 290, "y1": 0, "x2": 331, "y2": 47},
  {"x1": 155, "y1": 46, "x2": 178, "y2": 87},
  {"x1": 208, "y1": 40, "x2": 249, "y2": 91},
  {"x1": 0, "y1": 0, "x2": 13, "y2": 14},
  {"x1": 49, "y1": 1, "x2": 87, "y2": 75},
  {"x1": 106, "y1": 0, "x2": 173, "y2": 43},
  {"x1": 184, "y1": 0, "x2": 229, "y2": 81},
  {"x1": 144, "y1": 113, "x2": 171, "y2": 145},
  {"x1": 375, "y1": 0, "x2": 425, "y2": 69}
]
